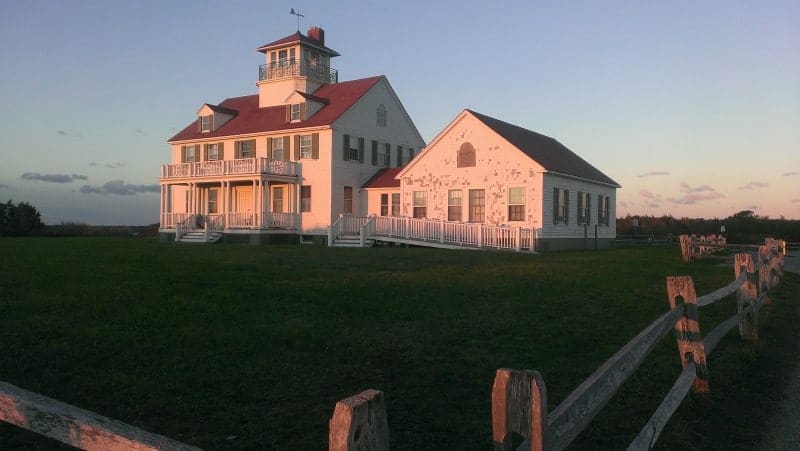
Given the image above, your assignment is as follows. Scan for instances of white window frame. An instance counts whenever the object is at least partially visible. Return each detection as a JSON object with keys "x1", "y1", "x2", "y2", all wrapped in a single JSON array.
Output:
[
  {"x1": 300, "y1": 135, "x2": 313, "y2": 159},
  {"x1": 508, "y1": 187, "x2": 525, "y2": 222},
  {"x1": 207, "y1": 143, "x2": 219, "y2": 161},
  {"x1": 343, "y1": 186, "x2": 353, "y2": 214},
  {"x1": 200, "y1": 115, "x2": 212, "y2": 132},
  {"x1": 391, "y1": 193, "x2": 400, "y2": 217},
  {"x1": 448, "y1": 189, "x2": 462, "y2": 222},
  {"x1": 413, "y1": 191, "x2": 427, "y2": 219},
  {"x1": 291, "y1": 103, "x2": 301, "y2": 121},
  {"x1": 185, "y1": 145, "x2": 198, "y2": 163},
  {"x1": 301, "y1": 185, "x2": 311, "y2": 213},
  {"x1": 380, "y1": 193, "x2": 389, "y2": 216},
  {"x1": 376, "y1": 104, "x2": 387, "y2": 127},
  {"x1": 271, "y1": 137, "x2": 284, "y2": 161}
]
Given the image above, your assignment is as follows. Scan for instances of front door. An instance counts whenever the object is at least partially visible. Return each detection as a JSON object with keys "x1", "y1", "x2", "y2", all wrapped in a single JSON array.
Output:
[
  {"x1": 272, "y1": 186, "x2": 284, "y2": 213},
  {"x1": 236, "y1": 188, "x2": 252, "y2": 212}
]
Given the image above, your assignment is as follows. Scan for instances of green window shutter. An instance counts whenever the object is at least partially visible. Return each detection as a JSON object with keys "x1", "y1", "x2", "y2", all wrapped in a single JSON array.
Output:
[
  {"x1": 197, "y1": 118, "x2": 201, "y2": 132},
  {"x1": 219, "y1": 142, "x2": 224, "y2": 160},
  {"x1": 266, "y1": 138, "x2": 273, "y2": 161},
  {"x1": 343, "y1": 134, "x2": 350, "y2": 161},
  {"x1": 203, "y1": 144, "x2": 208, "y2": 162},
  {"x1": 294, "y1": 135, "x2": 301, "y2": 160},
  {"x1": 181, "y1": 146, "x2": 187, "y2": 163},
  {"x1": 358, "y1": 137, "x2": 365, "y2": 163},
  {"x1": 285, "y1": 105, "x2": 290, "y2": 123},
  {"x1": 283, "y1": 136, "x2": 291, "y2": 161},
  {"x1": 234, "y1": 141, "x2": 240, "y2": 159},
  {"x1": 311, "y1": 133, "x2": 319, "y2": 159},
  {"x1": 409, "y1": 148, "x2": 415, "y2": 160},
  {"x1": 300, "y1": 103, "x2": 307, "y2": 120},
  {"x1": 385, "y1": 143, "x2": 391, "y2": 167},
  {"x1": 553, "y1": 187, "x2": 558, "y2": 224},
  {"x1": 565, "y1": 190, "x2": 570, "y2": 224},
  {"x1": 210, "y1": 115, "x2": 214, "y2": 132},
  {"x1": 371, "y1": 140, "x2": 378, "y2": 165},
  {"x1": 598, "y1": 195, "x2": 602, "y2": 225},
  {"x1": 397, "y1": 145, "x2": 403, "y2": 166},
  {"x1": 587, "y1": 195, "x2": 591, "y2": 224}
]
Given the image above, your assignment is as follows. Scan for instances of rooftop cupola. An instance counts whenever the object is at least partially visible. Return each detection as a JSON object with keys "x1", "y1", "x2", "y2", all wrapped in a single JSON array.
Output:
[{"x1": 255, "y1": 26, "x2": 340, "y2": 108}]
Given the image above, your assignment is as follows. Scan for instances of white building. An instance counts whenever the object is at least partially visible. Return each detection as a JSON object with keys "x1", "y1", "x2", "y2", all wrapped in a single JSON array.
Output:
[{"x1": 159, "y1": 26, "x2": 425, "y2": 244}]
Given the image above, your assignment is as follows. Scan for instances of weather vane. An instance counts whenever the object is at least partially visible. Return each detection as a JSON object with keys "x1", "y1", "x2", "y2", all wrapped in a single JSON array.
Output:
[{"x1": 289, "y1": 8, "x2": 304, "y2": 32}]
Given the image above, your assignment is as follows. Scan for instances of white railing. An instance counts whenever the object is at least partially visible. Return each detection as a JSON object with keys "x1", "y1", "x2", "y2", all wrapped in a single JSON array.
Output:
[
  {"x1": 161, "y1": 213, "x2": 192, "y2": 228},
  {"x1": 161, "y1": 158, "x2": 300, "y2": 179},
  {"x1": 328, "y1": 214, "x2": 344, "y2": 246},
  {"x1": 369, "y1": 216, "x2": 538, "y2": 251},
  {"x1": 261, "y1": 212, "x2": 298, "y2": 229},
  {"x1": 204, "y1": 214, "x2": 224, "y2": 241},
  {"x1": 175, "y1": 215, "x2": 197, "y2": 241},
  {"x1": 226, "y1": 212, "x2": 256, "y2": 229}
]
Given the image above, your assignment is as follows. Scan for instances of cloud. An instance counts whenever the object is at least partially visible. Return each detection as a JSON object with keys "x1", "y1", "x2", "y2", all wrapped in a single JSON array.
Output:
[
  {"x1": 792, "y1": 199, "x2": 800, "y2": 204},
  {"x1": 57, "y1": 130, "x2": 68, "y2": 136},
  {"x1": 646, "y1": 202, "x2": 661, "y2": 209},
  {"x1": 637, "y1": 171, "x2": 669, "y2": 178},
  {"x1": 80, "y1": 179, "x2": 159, "y2": 196},
  {"x1": 134, "y1": 129, "x2": 145, "y2": 135},
  {"x1": 89, "y1": 162, "x2": 97, "y2": 167},
  {"x1": 745, "y1": 205, "x2": 760, "y2": 210},
  {"x1": 782, "y1": 171, "x2": 798, "y2": 177},
  {"x1": 21, "y1": 173, "x2": 88, "y2": 183},
  {"x1": 0, "y1": 184, "x2": 9, "y2": 190},
  {"x1": 667, "y1": 182, "x2": 725, "y2": 205},
  {"x1": 103, "y1": 162, "x2": 127, "y2": 169},
  {"x1": 618, "y1": 201, "x2": 629, "y2": 208},
  {"x1": 639, "y1": 189, "x2": 657, "y2": 199},
  {"x1": 738, "y1": 181, "x2": 768, "y2": 190}
]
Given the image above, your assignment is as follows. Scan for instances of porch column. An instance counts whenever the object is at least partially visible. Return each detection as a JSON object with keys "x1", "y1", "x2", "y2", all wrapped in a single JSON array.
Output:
[
  {"x1": 252, "y1": 179, "x2": 257, "y2": 227},
  {"x1": 159, "y1": 185, "x2": 165, "y2": 223},
  {"x1": 187, "y1": 183, "x2": 193, "y2": 214}
]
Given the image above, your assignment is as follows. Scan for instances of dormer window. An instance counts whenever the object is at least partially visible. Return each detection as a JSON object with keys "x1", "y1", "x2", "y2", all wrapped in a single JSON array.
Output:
[
  {"x1": 200, "y1": 115, "x2": 212, "y2": 132},
  {"x1": 377, "y1": 104, "x2": 387, "y2": 127},
  {"x1": 291, "y1": 103, "x2": 301, "y2": 121}
]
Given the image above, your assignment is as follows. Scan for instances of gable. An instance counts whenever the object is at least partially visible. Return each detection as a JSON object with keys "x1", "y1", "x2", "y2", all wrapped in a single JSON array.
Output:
[{"x1": 468, "y1": 110, "x2": 620, "y2": 187}]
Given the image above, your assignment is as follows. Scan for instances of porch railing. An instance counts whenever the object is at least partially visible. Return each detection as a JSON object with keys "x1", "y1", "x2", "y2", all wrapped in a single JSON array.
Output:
[
  {"x1": 161, "y1": 158, "x2": 300, "y2": 179},
  {"x1": 258, "y1": 59, "x2": 338, "y2": 84},
  {"x1": 161, "y1": 213, "x2": 192, "y2": 229},
  {"x1": 175, "y1": 215, "x2": 197, "y2": 242}
]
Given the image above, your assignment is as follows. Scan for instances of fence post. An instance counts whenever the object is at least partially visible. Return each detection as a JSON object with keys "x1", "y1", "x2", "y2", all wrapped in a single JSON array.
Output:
[
  {"x1": 679, "y1": 235, "x2": 691, "y2": 262},
  {"x1": 734, "y1": 253, "x2": 758, "y2": 341},
  {"x1": 515, "y1": 227, "x2": 522, "y2": 252},
  {"x1": 478, "y1": 225, "x2": 484, "y2": 248},
  {"x1": 329, "y1": 389, "x2": 389, "y2": 451},
  {"x1": 666, "y1": 276, "x2": 709, "y2": 394},
  {"x1": 758, "y1": 245, "x2": 772, "y2": 305},
  {"x1": 440, "y1": 219, "x2": 445, "y2": 243},
  {"x1": 491, "y1": 369, "x2": 547, "y2": 451}
]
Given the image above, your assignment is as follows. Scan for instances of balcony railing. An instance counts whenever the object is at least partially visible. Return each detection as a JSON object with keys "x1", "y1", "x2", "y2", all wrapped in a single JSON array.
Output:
[
  {"x1": 161, "y1": 158, "x2": 300, "y2": 179},
  {"x1": 161, "y1": 212, "x2": 299, "y2": 231},
  {"x1": 258, "y1": 59, "x2": 338, "y2": 84}
]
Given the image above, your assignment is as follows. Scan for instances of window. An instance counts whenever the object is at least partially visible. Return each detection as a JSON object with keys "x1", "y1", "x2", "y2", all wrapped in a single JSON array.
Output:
[
  {"x1": 457, "y1": 142, "x2": 476, "y2": 168},
  {"x1": 377, "y1": 104, "x2": 387, "y2": 127},
  {"x1": 301, "y1": 186, "x2": 311, "y2": 212},
  {"x1": 200, "y1": 115, "x2": 212, "y2": 132},
  {"x1": 208, "y1": 188, "x2": 218, "y2": 214},
  {"x1": 343, "y1": 134, "x2": 361, "y2": 162},
  {"x1": 380, "y1": 193, "x2": 389, "y2": 216},
  {"x1": 184, "y1": 145, "x2": 198, "y2": 163},
  {"x1": 206, "y1": 143, "x2": 220, "y2": 161},
  {"x1": 553, "y1": 187, "x2": 569, "y2": 224},
  {"x1": 391, "y1": 193, "x2": 400, "y2": 216},
  {"x1": 271, "y1": 137, "x2": 285, "y2": 161},
  {"x1": 235, "y1": 140, "x2": 255, "y2": 158},
  {"x1": 448, "y1": 190, "x2": 462, "y2": 222},
  {"x1": 291, "y1": 103, "x2": 301, "y2": 121},
  {"x1": 413, "y1": 191, "x2": 427, "y2": 218},
  {"x1": 508, "y1": 187, "x2": 525, "y2": 221},
  {"x1": 343, "y1": 186, "x2": 353, "y2": 214},
  {"x1": 372, "y1": 140, "x2": 389, "y2": 167},
  {"x1": 272, "y1": 187, "x2": 284, "y2": 213},
  {"x1": 300, "y1": 135, "x2": 313, "y2": 158},
  {"x1": 577, "y1": 191, "x2": 591, "y2": 225},
  {"x1": 598, "y1": 194, "x2": 610, "y2": 226},
  {"x1": 468, "y1": 189, "x2": 485, "y2": 223}
]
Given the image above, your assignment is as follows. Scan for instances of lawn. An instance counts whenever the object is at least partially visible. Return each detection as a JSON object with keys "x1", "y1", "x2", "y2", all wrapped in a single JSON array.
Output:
[{"x1": 0, "y1": 238, "x2": 797, "y2": 450}]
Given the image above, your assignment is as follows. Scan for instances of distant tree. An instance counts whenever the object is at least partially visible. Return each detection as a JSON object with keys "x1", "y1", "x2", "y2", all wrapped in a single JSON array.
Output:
[{"x1": 0, "y1": 200, "x2": 44, "y2": 236}]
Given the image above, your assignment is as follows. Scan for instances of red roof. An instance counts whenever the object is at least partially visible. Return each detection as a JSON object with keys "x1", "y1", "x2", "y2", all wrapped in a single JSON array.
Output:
[
  {"x1": 256, "y1": 31, "x2": 340, "y2": 57},
  {"x1": 168, "y1": 76, "x2": 382, "y2": 142},
  {"x1": 362, "y1": 167, "x2": 402, "y2": 189}
]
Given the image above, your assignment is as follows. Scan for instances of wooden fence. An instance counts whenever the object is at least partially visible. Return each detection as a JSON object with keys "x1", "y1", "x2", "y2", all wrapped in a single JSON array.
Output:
[
  {"x1": 679, "y1": 234, "x2": 787, "y2": 262},
  {"x1": 0, "y1": 239, "x2": 787, "y2": 450},
  {"x1": 327, "y1": 240, "x2": 786, "y2": 450}
]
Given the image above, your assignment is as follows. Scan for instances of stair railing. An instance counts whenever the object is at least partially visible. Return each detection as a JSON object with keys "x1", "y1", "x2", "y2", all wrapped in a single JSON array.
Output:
[
  {"x1": 175, "y1": 215, "x2": 197, "y2": 242},
  {"x1": 328, "y1": 214, "x2": 344, "y2": 246}
]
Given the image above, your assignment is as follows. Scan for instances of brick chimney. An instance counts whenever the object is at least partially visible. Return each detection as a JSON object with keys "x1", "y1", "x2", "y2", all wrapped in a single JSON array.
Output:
[{"x1": 307, "y1": 26, "x2": 324, "y2": 45}]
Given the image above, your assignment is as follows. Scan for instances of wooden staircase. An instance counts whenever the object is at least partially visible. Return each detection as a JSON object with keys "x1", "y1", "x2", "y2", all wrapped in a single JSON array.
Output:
[
  {"x1": 331, "y1": 234, "x2": 374, "y2": 248},
  {"x1": 177, "y1": 230, "x2": 223, "y2": 244}
]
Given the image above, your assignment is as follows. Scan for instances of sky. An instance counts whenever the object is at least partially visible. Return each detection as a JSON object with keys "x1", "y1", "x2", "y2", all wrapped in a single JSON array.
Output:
[{"x1": 0, "y1": 0, "x2": 798, "y2": 225}]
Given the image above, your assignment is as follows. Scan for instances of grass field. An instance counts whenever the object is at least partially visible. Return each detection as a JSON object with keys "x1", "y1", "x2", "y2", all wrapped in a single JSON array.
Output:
[{"x1": 0, "y1": 238, "x2": 797, "y2": 450}]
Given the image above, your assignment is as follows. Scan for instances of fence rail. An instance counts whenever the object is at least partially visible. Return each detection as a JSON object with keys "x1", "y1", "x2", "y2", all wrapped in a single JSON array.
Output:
[{"x1": 325, "y1": 238, "x2": 787, "y2": 450}]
